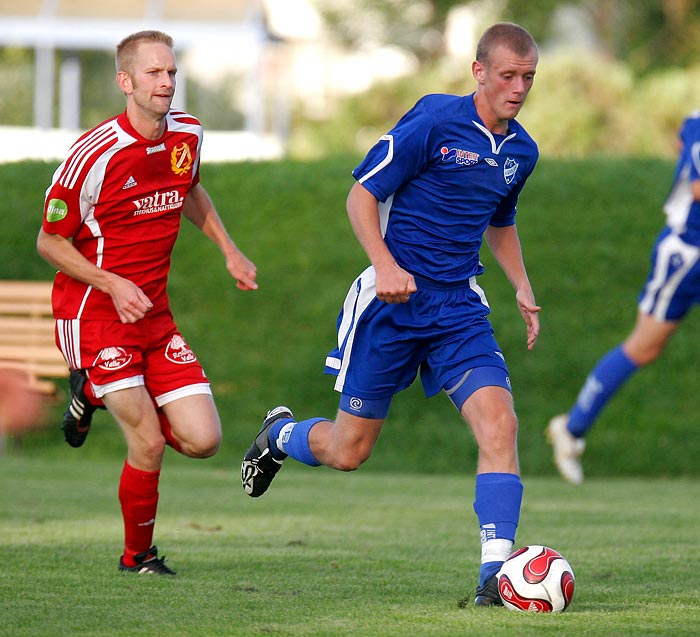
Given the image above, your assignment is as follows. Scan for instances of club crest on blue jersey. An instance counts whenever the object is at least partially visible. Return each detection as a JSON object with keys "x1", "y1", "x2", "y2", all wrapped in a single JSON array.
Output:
[
  {"x1": 440, "y1": 146, "x2": 479, "y2": 166},
  {"x1": 504, "y1": 158, "x2": 519, "y2": 184}
]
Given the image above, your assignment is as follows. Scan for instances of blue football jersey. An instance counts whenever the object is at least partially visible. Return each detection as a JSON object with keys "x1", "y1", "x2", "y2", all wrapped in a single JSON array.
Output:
[
  {"x1": 352, "y1": 92, "x2": 539, "y2": 286},
  {"x1": 664, "y1": 110, "x2": 700, "y2": 244}
]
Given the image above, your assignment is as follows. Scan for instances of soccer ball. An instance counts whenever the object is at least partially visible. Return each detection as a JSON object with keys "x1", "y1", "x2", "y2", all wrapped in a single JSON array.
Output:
[{"x1": 497, "y1": 545, "x2": 575, "y2": 612}]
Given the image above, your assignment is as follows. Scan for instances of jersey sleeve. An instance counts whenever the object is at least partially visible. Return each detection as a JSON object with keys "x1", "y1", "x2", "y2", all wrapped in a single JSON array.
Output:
[
  {"x1": 675, "y1": 121, "x2": 700, "y2": 183},
  {"x1": 689, "y1": 141, "x2": 700, "y2": 182},
  {"x1": 169, "y1": 109, "x2": 203, "y2": 189},
  {"x1": 352, "y1": 98, "x2": 434, "y2": 202},
  {"x1": 42, "y1": 156, "x2": 92, "y2": 238},
  {"x1": 42, "y1": 120, "x2": 121, "y2": 238},
  {"x1": 682, "y1": 115, "x2": 700, "y2": 182}
]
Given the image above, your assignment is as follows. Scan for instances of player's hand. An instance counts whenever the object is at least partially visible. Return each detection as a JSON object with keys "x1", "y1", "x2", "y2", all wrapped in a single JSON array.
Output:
[
  {"x1": 107, "y1": 275, "x2": 154, "y2": 323},
  {"x1": 375, "y1": 262, "x2": 417, "y2": 304},
  {"x1": 226, "y1": 250, "x2": 258, "y2": 291},
  {"x1": 516, "y1": 287, "x2": 541, "y2": 350}
]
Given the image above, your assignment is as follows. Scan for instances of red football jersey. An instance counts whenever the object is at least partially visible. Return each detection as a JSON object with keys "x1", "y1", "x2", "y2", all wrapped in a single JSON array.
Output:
[{"x1": 42, "y1": 109, "x2": 202, "y2": 320}]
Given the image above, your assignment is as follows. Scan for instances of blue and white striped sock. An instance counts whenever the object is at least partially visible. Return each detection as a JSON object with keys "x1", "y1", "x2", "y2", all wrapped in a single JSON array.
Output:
[{"x1": 473, "y1": 472, "x2": 523, "y2": 588}]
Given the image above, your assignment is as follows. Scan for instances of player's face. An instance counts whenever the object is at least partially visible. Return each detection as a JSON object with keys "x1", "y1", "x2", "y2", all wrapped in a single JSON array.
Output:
[
  {"x1": 119, "y1": 42, "x2": 177, "y2": 120},
  {"x1": 472, "y1": 44, "x2": 537, "y2": 133}
]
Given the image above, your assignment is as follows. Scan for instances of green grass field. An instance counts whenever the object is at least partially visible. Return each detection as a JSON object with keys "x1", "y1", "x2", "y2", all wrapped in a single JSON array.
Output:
[
  {"x1": 4, "y1": 156, "x2": 700, "y2": 479},
  {"x1": 2, "y1": 154, "x2": 699, "y2": 634},
  {"x1": 1, "y1": 455, "x2": 698, "y2": 636}
]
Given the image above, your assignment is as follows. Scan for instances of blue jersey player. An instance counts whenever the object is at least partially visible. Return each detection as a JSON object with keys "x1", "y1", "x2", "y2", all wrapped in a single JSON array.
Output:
[
  {"x1": 242, "y1": 22, "x2": 541, "y2": 607},
  {"x1": 547, "y1": 111, "x2": 700, "y2": 485}
]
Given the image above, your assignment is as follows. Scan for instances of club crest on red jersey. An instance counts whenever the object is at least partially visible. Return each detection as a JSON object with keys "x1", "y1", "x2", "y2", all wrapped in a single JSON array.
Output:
[
  {"x1": 171, "y1": 142, "x2": 193, "y2": 176},
  {"x1": 165, "y1": 334, "x2": 197, "y2": 364},
  {"x1": 95, "y1": 346, "x2": 133, "y2": 371}
]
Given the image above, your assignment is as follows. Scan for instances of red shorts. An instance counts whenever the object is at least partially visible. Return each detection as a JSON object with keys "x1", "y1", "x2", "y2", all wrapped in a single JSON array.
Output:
[{"x1": 55, "y1": 312, "x2": 211, "y2": 406}]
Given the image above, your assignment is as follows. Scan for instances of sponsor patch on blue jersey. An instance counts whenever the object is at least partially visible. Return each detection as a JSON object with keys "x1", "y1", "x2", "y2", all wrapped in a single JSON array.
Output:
[{"x1": 440, "y1": 146, "x2": 479, "y2": 165}]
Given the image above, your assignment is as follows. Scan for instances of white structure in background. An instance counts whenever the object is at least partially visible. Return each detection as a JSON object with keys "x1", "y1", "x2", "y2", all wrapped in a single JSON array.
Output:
[
  {"x1": 0, "y1": 0, "x2": 295, "y2": 162},
  {"x1": 0, "y1": 0, "x2": 525, "y2": 163}
]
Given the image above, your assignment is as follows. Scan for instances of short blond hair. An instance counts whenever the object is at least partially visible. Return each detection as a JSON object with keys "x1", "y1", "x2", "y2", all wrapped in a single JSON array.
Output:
[
  {"x1": 116, "y1": 30, "x2": 173, "y2": 73},
  {"x1": 476, "y1": 22, "x2": 537, "y2": 66}
]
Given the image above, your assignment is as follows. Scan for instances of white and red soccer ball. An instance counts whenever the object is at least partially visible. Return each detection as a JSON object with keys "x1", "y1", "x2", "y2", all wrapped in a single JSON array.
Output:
[{"x1": 497, "y1": 545, "x2": 575, "y2": 613}]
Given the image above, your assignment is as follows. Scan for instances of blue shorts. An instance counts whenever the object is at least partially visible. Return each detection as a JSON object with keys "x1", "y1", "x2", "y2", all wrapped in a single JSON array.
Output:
[
  {"x1": 638, "y1": 227, "x2": 700, "y2": 321},
  {"x1": 324, "y1": 266, "x2": 510, "y2": 418}
]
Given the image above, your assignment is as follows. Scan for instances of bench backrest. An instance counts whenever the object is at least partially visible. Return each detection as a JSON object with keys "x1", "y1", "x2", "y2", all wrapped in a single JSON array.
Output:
[{"x1": 0, "y1": 280, "x2": 68, "y2": 394}]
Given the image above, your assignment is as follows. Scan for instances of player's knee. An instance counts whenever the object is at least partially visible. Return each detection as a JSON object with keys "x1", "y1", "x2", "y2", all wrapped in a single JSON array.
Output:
[
  {"x1": 180, "y1": 431, "x2": 221, "y2": 458},
  {"x1": 330, "y1": 446, "x2": 372, "y2": 472},
  {"x1": 198, "y1": 436, "x2": 220, "y2": 458},
  {"x1": 499, "y1": 411, "x2": 519, "y2": 436},
  {"x1": 481, "y1": 411, "x2": 518, "y2": 451},
  {"x1": 332, "y1": 456, "x2": 364, "y2": 472}
]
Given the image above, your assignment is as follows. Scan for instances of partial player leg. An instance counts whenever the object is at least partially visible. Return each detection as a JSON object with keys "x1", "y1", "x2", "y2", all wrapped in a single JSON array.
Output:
[
  {"x1": 118, "y1": 544, "x2": 176, "y2": 575},
  {"x1": 547, "y1": 311, "x2": 679, "y2": 484},
  {"x1": 459, "y1": 383, "x2": 522, "y2": 607},
  {"x1": 241, "y1": 406, "x2": 385, "y2": 496},
  {"x1": 546, "y1": 414, "x2": 586, "y2": 485},
  {"x1": 62, "y1": 369, "x2": 105, "y2": 447},
  {"x1": 159, "y1": 393, "x2": 221, "y2": 458},
  {"x1": 141, "y1": 319, "x2": 220, "y2": 458},
  {"x1": 105, "y1": 386, "x2": 167, "y2": 471},
  {"x1": 241, "y1": 406, "x2": 298, "y2": 497},
  {"x1": 104, "y1": 386, "x2": 171, "y2": 572},
  {"x1": 305, "y1": 410, "x2": 384, "y2": 470}
]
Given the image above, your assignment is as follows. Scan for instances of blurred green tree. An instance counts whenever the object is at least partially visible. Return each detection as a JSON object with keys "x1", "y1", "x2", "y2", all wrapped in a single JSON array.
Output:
[
  {"x1": 315, "y1": 0, "x2": 700, "y2": 73},
  {"x1": 505, "y1": 0, "x2": 700, "y2": 73}
]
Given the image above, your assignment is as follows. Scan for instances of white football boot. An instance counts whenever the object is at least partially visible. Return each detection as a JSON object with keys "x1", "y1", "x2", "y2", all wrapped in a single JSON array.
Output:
[{"x1": 546, "y1": 414, "x2": 585, "y2": 485}]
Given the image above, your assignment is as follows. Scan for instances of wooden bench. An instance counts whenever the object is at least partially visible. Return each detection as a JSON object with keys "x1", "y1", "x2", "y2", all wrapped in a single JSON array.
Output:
[{"x1": 0, "y1": 280, "x2": 68, "y2": 396}]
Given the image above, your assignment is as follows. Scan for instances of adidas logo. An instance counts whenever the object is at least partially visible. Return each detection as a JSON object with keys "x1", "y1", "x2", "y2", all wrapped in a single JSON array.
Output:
[{"x1": 122, "y1": 176, "x2": 137, "y2": 190}]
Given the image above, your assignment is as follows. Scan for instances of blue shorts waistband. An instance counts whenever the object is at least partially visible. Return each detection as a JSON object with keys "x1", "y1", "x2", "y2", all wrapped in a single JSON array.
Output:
[{"x1": 412, "y1": 274, "x2": 479, "y2": 291}]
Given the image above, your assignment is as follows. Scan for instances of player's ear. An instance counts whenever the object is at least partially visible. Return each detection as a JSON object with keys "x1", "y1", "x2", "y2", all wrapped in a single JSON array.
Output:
[
  {"x1": 116, "y1": 71, "x2": 132, "y2": 95},
  {"x1": 472, "y1": 60, "x2": 485, "y2": 84}
]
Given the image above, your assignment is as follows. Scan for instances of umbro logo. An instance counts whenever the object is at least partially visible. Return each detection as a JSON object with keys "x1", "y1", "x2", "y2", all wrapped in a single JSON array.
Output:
[{"x1": 122, "y1": 176, "x2": 137, "y2": 190}]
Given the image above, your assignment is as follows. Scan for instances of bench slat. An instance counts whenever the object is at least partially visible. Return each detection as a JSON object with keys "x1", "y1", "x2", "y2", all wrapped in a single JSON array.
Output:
[
  {"x1": 0, "y1": 358, "x2": 69, "y2": 377},
  {"x1": 0, "y1": 280, "x2": 67, "y2": 395}
]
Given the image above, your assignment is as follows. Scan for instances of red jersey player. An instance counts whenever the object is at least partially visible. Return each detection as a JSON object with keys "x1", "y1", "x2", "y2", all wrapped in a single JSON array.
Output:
[{"x1": 37, "y1": 30, "x2": 258, "y2": 575}]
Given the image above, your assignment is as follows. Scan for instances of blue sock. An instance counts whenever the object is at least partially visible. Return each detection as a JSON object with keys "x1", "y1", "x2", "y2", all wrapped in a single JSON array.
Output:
[
  {"x1": 270, "y1": 417, "x2": 324, "y2": 467},
  {"x1": 568, "y1": 345, "x2": 638, "y2": 438},
  {"x1": 473, "y1": 472, "x2": 523, "y2": 588}
]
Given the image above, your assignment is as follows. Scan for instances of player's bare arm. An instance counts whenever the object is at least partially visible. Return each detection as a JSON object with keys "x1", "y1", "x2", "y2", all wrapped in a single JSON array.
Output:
[
  {"x1": 484, "y1": 224, "x2": 541, "y2": 349},
  {"x1": 182, "y1": 184, "x2": 258, "y2": 291},
  {"x1": 36, "y1": 228, "x2": 153, "y2": 324},
  {"x1": 346, "y1": 182, "x2": 416, "y2": 304}
]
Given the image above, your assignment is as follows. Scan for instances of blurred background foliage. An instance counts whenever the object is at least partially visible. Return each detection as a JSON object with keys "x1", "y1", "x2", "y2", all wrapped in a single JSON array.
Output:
[
  {"x1": 2, "y1": 0, "x2": 700, "y2": 159},
  {"x1": 293, "y1": 0, "x2": 700, "y2": 158},
  {"x1": 318, "y1": 0, "x2": 700, "y2": 74}
]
